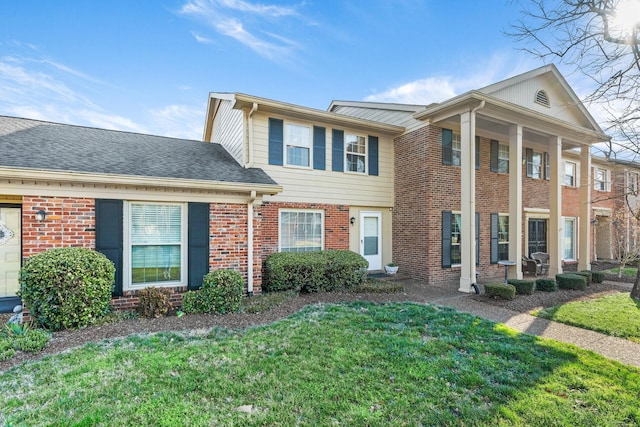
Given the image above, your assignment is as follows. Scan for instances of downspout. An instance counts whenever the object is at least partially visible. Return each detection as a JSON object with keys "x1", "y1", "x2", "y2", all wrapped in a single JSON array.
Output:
[
  {"x1": 246, "y1": 102, "x2": 258, "y2": 168},
  {"x1": 470, "y1": 100, "x2": 485, "y2": 294},
  {"x1": 247, "y1": 190, "x2": 257, "y2": 296}
]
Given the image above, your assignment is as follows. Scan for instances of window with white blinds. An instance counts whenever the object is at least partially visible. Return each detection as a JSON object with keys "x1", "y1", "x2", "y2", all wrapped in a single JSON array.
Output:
[{"x1": 128, "y1": 202, "x2": 185, "y2": 286}]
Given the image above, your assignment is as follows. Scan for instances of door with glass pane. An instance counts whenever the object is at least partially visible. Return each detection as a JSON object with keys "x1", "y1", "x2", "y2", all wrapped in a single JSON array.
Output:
[
  {"x1": 0, "y1": 207, "x2": 21, "y2": 299},
  {"x1": 528, "y1": 219, "x2": 547, "y2": 256},
  {"x1": 360, "y1": 212, "x2": 382, "y2": 270}
]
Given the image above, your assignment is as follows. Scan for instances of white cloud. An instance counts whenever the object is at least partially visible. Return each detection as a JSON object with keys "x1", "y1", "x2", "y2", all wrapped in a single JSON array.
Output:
[
  {"x1": 192, "y1": 31, "x2": 214, "y2": 44},
  {"x1": 364, "y1": 77, "x2": 457, "y2": 105},
  {"x1": 149, "y1": 104, "x2": 205, "y2": 140},
  {"x1": 179, "y1": 0, "x2": 301, "y2": 61}
]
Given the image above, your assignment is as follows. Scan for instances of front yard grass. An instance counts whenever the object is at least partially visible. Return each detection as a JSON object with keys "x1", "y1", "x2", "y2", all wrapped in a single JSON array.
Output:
[
  {"x1": 603, "y1": 266, "x2": 638, "y2": 277},
  {"x1": 535, "y1": 292, "x2": 640, "y2": 343},
  {"x1": 2, "y1": 302, "x2": 640, "y2": 426}
]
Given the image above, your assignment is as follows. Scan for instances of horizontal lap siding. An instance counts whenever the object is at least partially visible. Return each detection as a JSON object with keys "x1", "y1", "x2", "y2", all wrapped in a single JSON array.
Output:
[{"x1": 211, "y1": 99, "x2": 244, "y2": 165}]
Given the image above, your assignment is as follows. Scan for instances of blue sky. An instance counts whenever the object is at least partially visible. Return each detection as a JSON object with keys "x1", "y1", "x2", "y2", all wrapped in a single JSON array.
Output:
[{"x1": 0, "y1": 1, "x2": 567, "y2": 141}]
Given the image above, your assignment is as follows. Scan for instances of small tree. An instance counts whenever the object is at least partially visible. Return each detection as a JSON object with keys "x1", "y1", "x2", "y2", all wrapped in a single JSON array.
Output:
[{"x1": 610, "y1": 205, "x2": 640, "y2": 277}]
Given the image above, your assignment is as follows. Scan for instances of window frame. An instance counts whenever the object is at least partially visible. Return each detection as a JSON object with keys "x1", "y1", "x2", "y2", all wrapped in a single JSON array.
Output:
[
  {"x1": 451, "y1": 132, "x2": 462, "y2": 167},
  {"x1": 528, "y1": 150, "x2": 543, "y2": 179},
  {"x1": 497, "y1": 214, "x2": 509, "y2": 262},
  {"x1": 344, "y1": 133, "x2": 367, "y2": 174},
  {"x1": 564, "y1": 161, "x2": 577, "y2": 187},
  {"x1": 123, "y1": 201, "x2": 188, "y2": 291},
  {"x1": 628, "y1": 171, "x2": 638, "y2": 193},
  {"x1": 284, "y1": 122, "x2": 312, "y2": 169},
  {"x1": 497, "y1": 143, "x2": 509, "y2": 174},
  {"x1": 278, "y1": 209, "x2": 325, "y2": 253},
  {"x1": 450, "y1": 212, "x2": 462, "y2": 266},
  {"x1": 594, "y1": 167, "x2": 611, "y2": 192},
  {"x1": 563, "y1": 217, "x2": 577, "y2": 261}
]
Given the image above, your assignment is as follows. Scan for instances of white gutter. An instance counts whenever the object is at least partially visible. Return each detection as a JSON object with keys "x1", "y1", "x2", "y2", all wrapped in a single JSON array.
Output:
[
  {"x1": 247, "y1": 190, "x2": 257, "y2": 296},
  {"x1": 246, "y1": 102, "x2": 258, "y2": 168}
]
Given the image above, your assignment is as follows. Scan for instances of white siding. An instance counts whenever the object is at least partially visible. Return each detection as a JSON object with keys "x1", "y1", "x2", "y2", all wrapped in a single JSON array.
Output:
[
  {"x1": 212, "y1": 99, "x2": 244, "y2": 165},
  {"x1": 252, "y1": 113, "x2": 394, "y2": 206},
  {"x1": 485, "y1": 75, "x2": 591, "y2": 128}
]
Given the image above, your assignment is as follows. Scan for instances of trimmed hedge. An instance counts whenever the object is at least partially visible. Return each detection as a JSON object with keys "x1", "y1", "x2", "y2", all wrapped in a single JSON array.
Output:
[
  {"x1": 182, "y1": 270, "x2": 245, "y2": 314},
  {"x1": 556, "y1": 273, "x2": 587, "y2": 290},
  {"x1": 575, "y1": 270, "x2": 592, "y2": 285},
  {"x1": 137, "y1": 287, "x2": 173, "y2": 318},
  {"x1": 535, "y1": 278, "x2": 558, "y2": 292},
  {"x1": 507, "y1": 279, "x2": 536, "y2": 295},
  {"x1": 264, "y1": 250, "x2": 368, "y2": 293},
  {"x1": 485, "y1": 283, "x2": 516, "y2": 300},
  {"x1": 591, "y1": 271, "x2": 605, "y2": 283},
  {"x1": 19, "y1": 247, "x2": 115, "y2": 330}
]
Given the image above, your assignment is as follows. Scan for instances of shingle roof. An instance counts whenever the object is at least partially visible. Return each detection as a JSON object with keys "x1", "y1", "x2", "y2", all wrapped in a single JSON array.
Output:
[{"x1": 0, "y1": 116, "x2": 278, "y2": 187}]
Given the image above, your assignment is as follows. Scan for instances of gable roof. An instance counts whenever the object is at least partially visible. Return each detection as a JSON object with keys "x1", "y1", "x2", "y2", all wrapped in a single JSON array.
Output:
[
  {"x1": 327, "y1": 100, "x2": 426, "y2": 130},
  {"x1": 0, "y1": 116, "x2": 280, "y2": 194}
]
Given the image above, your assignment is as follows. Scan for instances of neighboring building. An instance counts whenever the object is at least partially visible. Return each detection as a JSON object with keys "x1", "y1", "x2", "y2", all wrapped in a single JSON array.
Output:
[{"x1": 2, "y1": 64, "x2": 638, "y2": 313}]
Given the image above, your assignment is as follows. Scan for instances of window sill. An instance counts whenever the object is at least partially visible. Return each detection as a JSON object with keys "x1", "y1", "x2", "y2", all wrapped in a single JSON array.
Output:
[
  {"x1": 125, "y1": 281, "x2": 186, "y2": 292},
  {"x1": 284, "y1": 164, "x2": 312, "y2": 170}
]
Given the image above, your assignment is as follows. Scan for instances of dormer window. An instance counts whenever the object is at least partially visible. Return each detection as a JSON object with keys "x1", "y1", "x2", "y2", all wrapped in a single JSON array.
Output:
[{"x1": 535, "y1": 90, "x2": 550, "y2": 107}]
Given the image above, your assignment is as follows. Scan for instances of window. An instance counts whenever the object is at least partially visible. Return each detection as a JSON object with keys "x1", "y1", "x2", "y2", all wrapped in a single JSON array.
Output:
[
  {"x1": 285, "y1": 123, "x2": 311, "y2": 167},
  {"x1": 279, "y1": 210, "x2": 324, "y2": 252},
  {"x1": 527, "y1": 149, "x2": 543, "y2": 179},
  {"x1": 497, "y1": 143, "x2": 509, "y2": 173},
  {"x1": 628, "y1": 172, "x2": 638, "y2": 193},
  {"x1": 450, "y1": 213, "x2": 462, "y2": 265},
  {"x1": 126, "y1": 202, "x2": 186, "y2": 287},
  {"x1": 563, "y1": 218, "x2": 576, "y2": 260},
  {"x1": 594, "y1": 167, "x2": 611, "y2": 191},
  {"x1": 498, "y1": 215, "x2": 509, "y2": 261},
  {"x1": 451, "y1": 132, "x2": 462, "y2": 166},
  {"x1": 564, "y1": 162, "x2": 576, "y2": 186},
  {"x1": 345, "y1": 134, "x2": 366, "y2": 173}
]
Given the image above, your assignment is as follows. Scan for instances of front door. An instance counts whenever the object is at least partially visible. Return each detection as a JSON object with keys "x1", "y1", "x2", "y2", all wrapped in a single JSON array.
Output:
[
  {"x1": 360, "y1": 212, "x2": 382, "y2": 270},
  {"x1": 0, "y1": 207, "x2": 21, "y2": 302},
  {"x1": 528, "y1": 219, "x2": 547, "y2": 256}
]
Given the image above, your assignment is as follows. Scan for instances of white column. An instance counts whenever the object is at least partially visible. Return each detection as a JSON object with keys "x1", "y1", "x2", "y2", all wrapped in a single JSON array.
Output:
[
  {"x1": 508, "y1": 125, "x2": 523, "y2": 280},
  {"x1": 578, "y1": 145, "x2": 592, "y2": 270},
  {"x1": 548, "y1": 136, "x2": 563, "y2": 276},
  {"x1": 459, "y1": 110, "x2": 476, "y2": 293}
]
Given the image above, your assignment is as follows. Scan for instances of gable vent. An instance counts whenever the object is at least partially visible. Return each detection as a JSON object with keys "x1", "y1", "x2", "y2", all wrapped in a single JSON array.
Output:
[{"x1": 535, "y1": 90, "x2": 550, "y2": 107}]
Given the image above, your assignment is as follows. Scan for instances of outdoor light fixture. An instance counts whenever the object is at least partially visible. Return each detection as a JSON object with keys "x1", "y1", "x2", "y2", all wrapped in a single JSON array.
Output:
[
  {"x1": 35, "y1": 210, "x2": 47, "y2": 222},
  {"x1": 591, "y1": 218, "x2": 599, "y2": 226},
  {"x1": 350, "y1": 217, "x2": 356, "y2": 225}
]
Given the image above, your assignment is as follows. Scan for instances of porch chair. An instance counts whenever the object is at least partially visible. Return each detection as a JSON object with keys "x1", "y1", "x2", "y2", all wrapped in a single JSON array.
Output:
[
  {"x1": 521, "y1": 256, "x2": 539, "y2": 276},
  {"x1": 530, "y1": 252, "x2": 550, "y2": 275}
]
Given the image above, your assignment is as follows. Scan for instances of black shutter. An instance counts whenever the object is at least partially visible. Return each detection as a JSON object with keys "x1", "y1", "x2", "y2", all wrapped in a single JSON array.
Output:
[
  {"x1": 442, "y1": 129, "x2": 453, "y2": 165},
  {"x1": 368, "y1": 135, "x2": 379, "y2": 176},
  {"x1": 442, "y1": 211, "x2": 452, "y2": 268},
  {"x1": 475, "y1": 136, "x2": 480, "y2": 170},
  {"x1": 188, "y1": 202, "x2": 210, "y2": 290},
  {"x1": 490, "y1": 213, "x2": 499, "y2": 264},
  {"x1": 545, "y1": 152, "x2": 550, "y2": 181},
  {"x1": 312, "y1": 126, "x2": 326, "y2": 170},
  {"x1": 332, "y1": 129, "x2": 344, "y2": 172},
  {"x1": 268, "y1": 118, "x2": 284, "y2": 166},
  {"x1": 476, "y1": 212, "x2": 480, "y2": 265},
  {"x1": 490, "y1": 139, "x2": 499, "y2": 172},
  {"x1": 526, "y1": 148, "x2": 534, "y2": 178},
  {"x1": 95, "y1": 199, "x2": 123, "y2": 297}
]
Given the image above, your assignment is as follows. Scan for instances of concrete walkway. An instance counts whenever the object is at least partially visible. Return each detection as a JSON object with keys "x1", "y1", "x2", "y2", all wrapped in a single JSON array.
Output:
[{"x1": 394, "y1": 277, "x2": 640, "y2": 369}]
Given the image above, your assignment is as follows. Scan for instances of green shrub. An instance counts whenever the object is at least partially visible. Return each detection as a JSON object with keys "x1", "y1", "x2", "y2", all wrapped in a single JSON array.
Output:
[
  {"x1": 485, "y1": 283, "x2": 516, "y2": 300},
  {"x1": 182, "y1": 270, "x2": 244, "y2": 314},
  {"x1": 576, "y1": 270, "x2": 593, "y2": 285},
  {"x1": 556, "y1": 273, "x2": 587, "y2": 290},
  {"x1": 507, "y1": 279, "x2": 536, "y2": 295},
  {"x1": 0, "y1": 339, "x2": 15, "y2": 361},
  {"x1": 19, "y1": 247, "x2": 115, "y2": 330},
  {"x1": 12, "y1": 328, "x2": 51, "y2": 353},
  {"x1": 264, "y1": 250, "x2": 367, "y2": 293},
  {"x1": 536, "y1": 278, "x2": 558, "y2": 292},
  {"x1": 591, "y1": 271, "x2": 605, "y2": 283},
  {"x1": 137, "y1": 287, "x2": 174, "y2": 318}
]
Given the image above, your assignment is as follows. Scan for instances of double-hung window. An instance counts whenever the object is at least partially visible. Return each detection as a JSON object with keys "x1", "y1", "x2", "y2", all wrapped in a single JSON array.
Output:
[
  {"x1": 126, "y1": 202, "x2": 186, "y2": 287},
  {"x1": 451, "y1": 132, "x2": 462, "y2": 166},
  {"x1": 279, "y1": 209, "x2": 324, "y2": 252},
  {"x1": 564, "y1": 162, "x2": 576, "y2": 186},
  {"x1": 497, "y1": 143, "x2": 509, "y2": 173},
  {"x1": 345, "y1": 134, "x2": 366, "y2": 173},
  {"x1": 450, "y1": 213, "x2": 462, "y2": 265},
  {"x1": 628, "y1": 172, "x2": 638, "y2": 193},
  {"x1": 594, "y1": 167, "x2": 611, "y2": 191},
  {"x1": 498, "y1": 215, "x2": 509, "y2": 261},
  {"x1": 527, "y1": 150, "x2": 543, "y2": 179},
  {"x1": 285, "y1": 123, "x2": 311, "y2": 167},
  {"x1": 563, "y1": 218, "x2": 576, "y2": 260}
]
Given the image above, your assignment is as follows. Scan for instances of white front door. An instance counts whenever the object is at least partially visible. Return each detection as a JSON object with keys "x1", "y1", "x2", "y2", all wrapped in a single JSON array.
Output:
[
  {"x1": 0, "y1": 207, "x2": 21, "y2": 298},
  {"x1": 360, "y1": 211, "x2": 382, "y2": 270}
]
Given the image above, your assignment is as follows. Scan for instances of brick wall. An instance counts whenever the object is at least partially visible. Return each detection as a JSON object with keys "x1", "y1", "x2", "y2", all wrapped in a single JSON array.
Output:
[
  {"x1": 259, "y1": 201, "x2": 350, "y2": 260},
  {"x1": 22, "y1": 196, "x2": 95, "y2": 258}
]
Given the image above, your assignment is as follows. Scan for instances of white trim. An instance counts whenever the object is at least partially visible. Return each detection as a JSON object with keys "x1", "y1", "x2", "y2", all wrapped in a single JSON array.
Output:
[
  {"x1": 562, "y1": 216, "x2": 577, "y2": 261},
  {"x1": 123, "y1": 201, "x2": 188, "y2": 291},
  {"x1": 344, "y1": 133, "x2": 367, "y2": 174},
  {"x1": 284, "y1": 122, "x2": 312, "y2": 169},
  {"x1": 360, "y1": 211, "x2": 382, "y2": 270},
  {"x1": 278, "y1": 208, "x2": 325, "y2": 252}
]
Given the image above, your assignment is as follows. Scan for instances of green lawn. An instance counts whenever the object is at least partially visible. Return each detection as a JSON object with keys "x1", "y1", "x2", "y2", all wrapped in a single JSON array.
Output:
[
  {"x1": 603, "y1": 266, "x2": 638, "y2": 277},
  {"x1": 536, "y1": 292, "x2": 640, "y2": 343},
  {"x1": 2, "y1": 302, "x2": 640, "y2": 426}
]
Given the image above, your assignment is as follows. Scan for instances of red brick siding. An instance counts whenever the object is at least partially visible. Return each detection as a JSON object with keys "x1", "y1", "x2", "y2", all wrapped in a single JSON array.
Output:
[{"x1": 259, "y1": 201, "x2": 350, "y2": 259}]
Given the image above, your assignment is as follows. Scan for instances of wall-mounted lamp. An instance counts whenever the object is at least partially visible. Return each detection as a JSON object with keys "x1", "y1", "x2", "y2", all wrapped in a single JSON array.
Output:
[
  {"x1": 35, "y1": 210, "x2": 47, "y2": 222},
  {"x1": 591, "y1": 218, "x2": 599, "y2": 226},
  {"x1": 350, "y1": 217, "x2": 356, "y2": 225}
]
